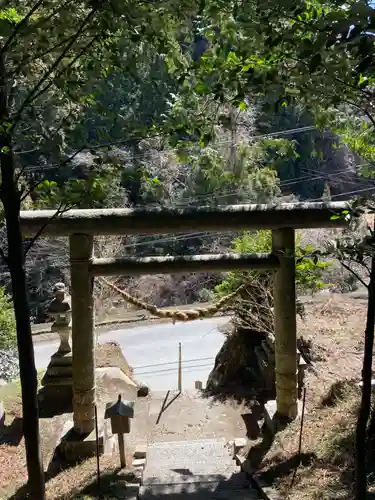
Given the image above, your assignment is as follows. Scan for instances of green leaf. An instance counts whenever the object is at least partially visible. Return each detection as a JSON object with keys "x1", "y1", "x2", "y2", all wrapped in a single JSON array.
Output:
[{"x1": 0, "y1": 8, "x2": 23, "y2": 23}]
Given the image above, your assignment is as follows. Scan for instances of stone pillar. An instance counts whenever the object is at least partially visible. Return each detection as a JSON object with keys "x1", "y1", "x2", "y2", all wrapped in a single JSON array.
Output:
[
  {"x1": 272, "y1": 228, "x2": 298, "y2": 420},
  {"x1": 70, "y1": 233, "x2": 95, "y2": 434}
]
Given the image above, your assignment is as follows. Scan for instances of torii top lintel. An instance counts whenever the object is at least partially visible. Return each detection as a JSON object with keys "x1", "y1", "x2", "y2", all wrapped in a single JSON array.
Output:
[{"x1": 19, "y1": 201, "x2": 350, "y2": 237}]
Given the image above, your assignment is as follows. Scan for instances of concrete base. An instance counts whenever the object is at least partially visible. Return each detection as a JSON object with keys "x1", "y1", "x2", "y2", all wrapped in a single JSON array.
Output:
[
  {"x1": 38, "y1": 352, "x2": 73, "y2": 417},
  {"x1": 38, "y1": 385, "x2": 73, "y2": 415},
  {"x1": 263, "y1": 399, "x2": 303, "y2": 434},
  {"x1": 57, "y1": 418, "x2": 111, "y2": 461}
]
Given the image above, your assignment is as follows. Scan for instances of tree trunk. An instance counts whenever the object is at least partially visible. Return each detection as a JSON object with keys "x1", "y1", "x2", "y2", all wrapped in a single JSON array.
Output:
[
  {"x1": 368, "y1": 402, "x2": 375, "y2": 440},
  {"x1": 0, "y1": 54, "x2": 45, "y2": 498},
  {"x1": 355, "y1": 235, "x2": 375, "y2": 500}
]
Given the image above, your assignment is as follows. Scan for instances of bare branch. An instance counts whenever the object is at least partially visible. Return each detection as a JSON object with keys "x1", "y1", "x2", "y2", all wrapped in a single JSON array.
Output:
[
  {"x1": 24, "y1": 203, "x2": 69, "y2": 255},
  {"x1": 340, "y1": 260, "x2": 368, "y2": 289},
  {"x1": 342, "y1": 99, "x2": 375, "y2": 129},
  {"x1": 12, "y1": 8, "x2": 97, "y2": 128}
]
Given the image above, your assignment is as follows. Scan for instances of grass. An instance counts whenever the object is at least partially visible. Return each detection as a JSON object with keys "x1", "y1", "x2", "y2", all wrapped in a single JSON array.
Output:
[
  {"x1": 255, "y1": 380, "x2": 360, "y2": 499},
  {"x1": 0, "y1": 360, "x2": 139, "y2": 499},
  {"x1": 0, "y1": 370, "x2": 45, "y2": 417},
  {"x1": 251, "y1": 294, "x2": 370, "y2": 499},
  {"x1": 43, "y1": 456, "x2": 138, "y2": 499},
  {"x1": 0, "y1": 371, "x2": 46, "y2": 498}
]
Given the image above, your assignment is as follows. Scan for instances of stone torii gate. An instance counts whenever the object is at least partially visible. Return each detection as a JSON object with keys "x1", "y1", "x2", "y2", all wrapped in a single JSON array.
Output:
[{"x1": 20, "y1": 201, "x2": 347, "y2": 443}]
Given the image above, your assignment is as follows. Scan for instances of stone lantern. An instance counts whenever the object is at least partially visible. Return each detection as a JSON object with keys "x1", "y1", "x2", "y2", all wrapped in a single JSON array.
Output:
[
  {"x1": 48, "y1": 282, "x2": 72, "y2": 354},
  {"x1": 38, "y1": 282, "x2": 73, "y2": 415}
]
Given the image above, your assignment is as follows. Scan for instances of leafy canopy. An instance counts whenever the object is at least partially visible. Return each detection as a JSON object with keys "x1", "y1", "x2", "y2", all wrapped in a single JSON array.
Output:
[{"x1": 216, "y1": 230, "x2": 331, "y2": 297}]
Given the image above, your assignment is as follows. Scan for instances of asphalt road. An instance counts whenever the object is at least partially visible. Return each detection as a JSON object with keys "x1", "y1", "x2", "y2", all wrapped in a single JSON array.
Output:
[
  {"x1": 33, "y1": 316, "x2": 230, "y2": 391},
  {"x1": 32, "y1": 289, "x2": 370, "y2": 392}
]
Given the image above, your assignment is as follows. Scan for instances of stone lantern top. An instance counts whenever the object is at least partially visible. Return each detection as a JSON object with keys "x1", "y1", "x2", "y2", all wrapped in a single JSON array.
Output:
[{"x1": 48, "y1": 282, "x2": 71, "y2": 327}]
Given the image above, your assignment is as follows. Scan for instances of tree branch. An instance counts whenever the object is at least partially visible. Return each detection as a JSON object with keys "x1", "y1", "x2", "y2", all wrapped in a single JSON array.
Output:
[
  {"x1": 334, "y1": 77, "x2": 374, "y2": 99},
  {"x1": 24, "y1": 202, "x2": 67, "y2": 255},
  {"x1": 13, "y1": 32, "x2": 86, "y2": 75},
  {"x1": 31, "y1": 0, "x2": 76, "y2": 31},
  {"x1": 0, "y1": 0, "x2": 45, "y2": 56},
  {"x1": 30, "y1": 34, "x2": 99, "y2": 104},
  {"x1": 340, "y1": 260, "x2": 368, "y2": 289},
  {"x1": 11, "y1": 8, "x2": 97, "y2": 129},
  {"x1": 343, "y1": 99, "x2": 375, "y2": 129}
]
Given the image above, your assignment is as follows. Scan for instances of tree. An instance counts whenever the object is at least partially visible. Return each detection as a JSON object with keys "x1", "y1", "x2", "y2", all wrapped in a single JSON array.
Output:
[
  {"x1": 321, "y1": 202, "x2": 375, "y2": 499},
  {"x1": 216, "y1": 229, "x2": 331, "y2": 297},
  {"x1": 0, "y1": 2, "x2": 199, "y2": 496},
  {"x1": 183, "y1": 3, "x2": 375, "y2": 497}
]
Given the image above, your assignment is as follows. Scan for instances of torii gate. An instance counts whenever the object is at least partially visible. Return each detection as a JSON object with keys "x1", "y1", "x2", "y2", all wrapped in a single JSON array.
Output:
[{"x1": 20, "y1": 201, "x2": 348, "y2": 441}]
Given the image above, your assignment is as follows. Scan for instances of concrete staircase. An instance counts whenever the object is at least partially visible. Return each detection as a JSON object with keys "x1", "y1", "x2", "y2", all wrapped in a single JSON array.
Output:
[{"x1": 138, "y1": 438, "x2": 259, "y2": 499}]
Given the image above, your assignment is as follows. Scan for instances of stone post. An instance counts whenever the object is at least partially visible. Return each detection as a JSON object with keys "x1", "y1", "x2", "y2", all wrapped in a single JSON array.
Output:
[
  {"x1": 272, "y1": 228, "x2": 298, "y2": 420},
  {"x1": 70, "y1": 233, "x2": 95, "y2": 435}
]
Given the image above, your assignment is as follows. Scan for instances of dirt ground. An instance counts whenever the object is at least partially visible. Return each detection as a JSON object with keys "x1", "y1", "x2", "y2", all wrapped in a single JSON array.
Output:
[
  {"x1": 0, "y1": 344, "x2": 140, "y2": 499},
  {"x1": 252, "y1": 294, "x2": 369, "y2": 500},
  {"x1": 0, "y1": 293, "x2": 371, "y2": 499}
]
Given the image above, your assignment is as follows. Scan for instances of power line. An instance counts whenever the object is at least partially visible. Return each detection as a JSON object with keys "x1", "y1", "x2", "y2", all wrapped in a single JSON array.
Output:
[
  {"x1": 20, "y1": 125, "x2": 318, "y2": 173},
  {"x1": 0, "y1": 168, "x2": 371, "y2": 274},
  {"x1": 132, "y1": 355, "x2": 214, "y2": 371},
  {"x1": 134, "y1": 362, "x2": 214, "y2": 377},
  {"x1": 0, "y1": 171, "x2": 371, "y2": 267},
  {"x1": 310, "y1": 184, "x2": 375, "y2": 202},
  {"x1": 169, "y1": 165, "x2": 366, "y2": 206}
]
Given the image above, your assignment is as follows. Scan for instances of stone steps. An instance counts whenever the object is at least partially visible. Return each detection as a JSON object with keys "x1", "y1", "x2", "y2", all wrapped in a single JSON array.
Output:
[
  {"x1": 139, "y1": 484, "x2": 259, "y2": 499},
  {"x1": 139, "y1": 439, "x2": 259, "y2": 499}
]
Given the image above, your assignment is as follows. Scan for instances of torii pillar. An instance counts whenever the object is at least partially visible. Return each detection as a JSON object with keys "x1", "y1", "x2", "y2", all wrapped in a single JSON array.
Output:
[
  {"x1": 272, "y1": 227, "x2": 298, "y2": 420},
  {"x1": 69, "y1": 233, "x2": 95, "y2": 434}
]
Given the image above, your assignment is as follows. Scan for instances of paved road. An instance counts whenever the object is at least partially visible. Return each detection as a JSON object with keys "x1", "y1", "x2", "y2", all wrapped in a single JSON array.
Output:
[
  {"x1": 33, "y1": 316, "x2": 230, "y2": 391},
  {"x1": 33, "y1": 289, "x2": 370, "y2": 391}
]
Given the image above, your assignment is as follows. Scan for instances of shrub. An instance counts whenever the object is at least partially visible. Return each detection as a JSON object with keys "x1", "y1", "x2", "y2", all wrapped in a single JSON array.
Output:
[
  {"x1": 216, "y1": 229, "x2": 332, "y2": 297},
  {"x1": 0, "y1": 287, "x2": 17, "y2": 350}
]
